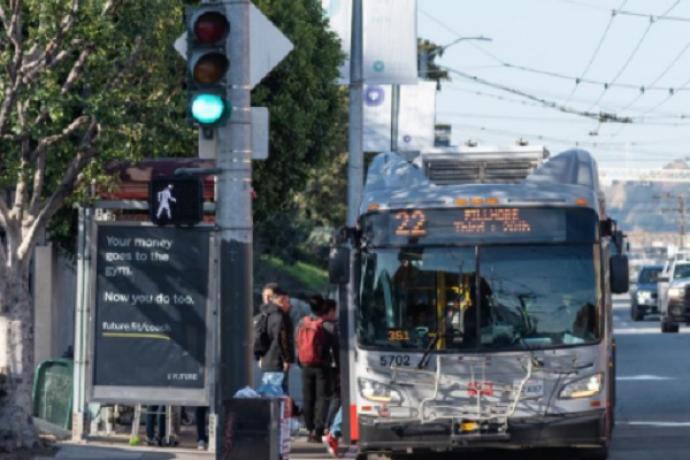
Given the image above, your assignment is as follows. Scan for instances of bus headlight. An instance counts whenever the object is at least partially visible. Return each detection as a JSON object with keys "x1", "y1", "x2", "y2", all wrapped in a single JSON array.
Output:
[
  {"x1": 358, "y1": 378, "x2": 403, "y2": 405},
  {"x1": 668, "y1": 287, "x2": 684, "y2": 298},
  {"x1": 559, "y1": 374, "x2": 603, "y2": 399}
]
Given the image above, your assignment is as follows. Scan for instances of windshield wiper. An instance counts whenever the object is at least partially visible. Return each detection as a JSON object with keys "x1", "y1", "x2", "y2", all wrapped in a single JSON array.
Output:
[{"x1": 416, "y1": 332, "x2": 442, "y2": 369}]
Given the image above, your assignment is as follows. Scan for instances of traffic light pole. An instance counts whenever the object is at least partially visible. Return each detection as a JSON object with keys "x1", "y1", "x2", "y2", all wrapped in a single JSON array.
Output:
[{"x1": 215, "y1": 0, "x2": 252, "y2": 457}]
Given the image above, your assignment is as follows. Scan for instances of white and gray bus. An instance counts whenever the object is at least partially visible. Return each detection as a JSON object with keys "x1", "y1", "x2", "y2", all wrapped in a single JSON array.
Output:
[{"x1": 330, "y1": 148, "x2": 629, "y2": 460}]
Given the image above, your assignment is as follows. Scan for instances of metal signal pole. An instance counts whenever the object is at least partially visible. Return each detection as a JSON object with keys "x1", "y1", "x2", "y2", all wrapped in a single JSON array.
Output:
[{"x1": 216, "y1": 0, "x2": 252, "y2": 456}]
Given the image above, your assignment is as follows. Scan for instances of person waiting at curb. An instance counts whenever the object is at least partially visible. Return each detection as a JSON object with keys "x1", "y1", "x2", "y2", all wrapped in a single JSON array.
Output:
[{"x1": 296, "y1": 296, "x2": 338, "y2": 443}]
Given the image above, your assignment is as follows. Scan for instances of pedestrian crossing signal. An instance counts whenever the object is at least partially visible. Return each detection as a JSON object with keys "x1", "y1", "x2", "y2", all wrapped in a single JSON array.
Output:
[{"x1": 149, "y1": 176, "x2": 203, "y2": 226}]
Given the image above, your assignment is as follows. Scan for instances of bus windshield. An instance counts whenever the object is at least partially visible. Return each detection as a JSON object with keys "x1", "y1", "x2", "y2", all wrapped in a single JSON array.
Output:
[{"x1": 358, "y1": 244, "x2": 601, "y2": 351}]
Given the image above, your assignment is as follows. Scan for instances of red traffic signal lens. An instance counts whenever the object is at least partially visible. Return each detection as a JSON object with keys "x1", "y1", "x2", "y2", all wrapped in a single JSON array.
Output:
[
  {"x1": 193, "y1": 53, "x2": 229, "y2": 84},
  {"x1": 194, "y1": 12, "x2": 229, "y2": 43}
]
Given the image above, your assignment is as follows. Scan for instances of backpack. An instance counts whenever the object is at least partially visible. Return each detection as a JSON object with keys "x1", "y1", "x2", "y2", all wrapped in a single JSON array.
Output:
[
  {"x1": 253, "y1": 311, "x2": 271, "y2": 359},
  {"x1": 296, "y1": 316, "x2": 326, "y2": 366}
]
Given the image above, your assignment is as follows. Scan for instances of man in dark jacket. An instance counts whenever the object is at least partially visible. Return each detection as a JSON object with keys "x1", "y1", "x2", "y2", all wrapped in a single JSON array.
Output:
[{"x1": 258, "y1": 286, "x2": 294, "y2": 393}]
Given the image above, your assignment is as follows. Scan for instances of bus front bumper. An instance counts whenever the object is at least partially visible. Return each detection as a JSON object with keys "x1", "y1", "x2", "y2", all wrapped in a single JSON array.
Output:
[{"x1": 358, "y1": 409, "x2": 607, "y2": 453}]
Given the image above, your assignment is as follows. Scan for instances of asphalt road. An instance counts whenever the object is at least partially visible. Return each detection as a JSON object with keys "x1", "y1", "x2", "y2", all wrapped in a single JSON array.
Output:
[{"x1": 292, "y1": 295, "x2": 690, "y2": 460}]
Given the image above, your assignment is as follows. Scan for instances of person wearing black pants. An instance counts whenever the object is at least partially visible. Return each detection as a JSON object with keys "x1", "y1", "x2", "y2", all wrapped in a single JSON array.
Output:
[
  {"x1": 302, "y1": 365, "x2": 329, "y2": 441},
  {"x1": 145, "y1": 405, "x2": 165, "y2": 446},
  {"x1": 195, "y1": 407, "x2": 208, "y2": 450},
  {"x1": 298, "y1": 297, "x2": 339, "y2": 443}
]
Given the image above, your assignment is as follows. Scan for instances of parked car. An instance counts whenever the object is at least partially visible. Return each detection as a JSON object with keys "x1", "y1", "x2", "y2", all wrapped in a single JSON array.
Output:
[
  {"x1": 630, "y1": 264, "x2": 663, "y2": 321},
  {"x1": 657, "y1": 259, "x2": 690, "y2": 333}
]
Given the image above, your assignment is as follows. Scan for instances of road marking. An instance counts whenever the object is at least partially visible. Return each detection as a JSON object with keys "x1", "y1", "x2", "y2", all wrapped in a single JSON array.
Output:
[
  {"x1": 614, "y1": 327, "x2": 689, "y2": 334},
  {"x1": 617, "y1": 375, "x2": 673, "y2": 381},
  {"x1": 623, "y1": 421, "x2": 690, "y2": 427}
]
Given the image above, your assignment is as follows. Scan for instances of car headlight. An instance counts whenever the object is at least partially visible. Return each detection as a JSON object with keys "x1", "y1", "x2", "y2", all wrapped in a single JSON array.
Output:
[
  {"x1": 559, "y1": 373, "x2": 603, "y2": 399},
  {"x1": 358, "y1": 378, "x2": 403, "y2": 405},
  {"x1": 669, "y1": 287, "x2": 684, "y2": 298},
  {"x1": 636, "y1": 291, "x2": 652, "y2": 302}
]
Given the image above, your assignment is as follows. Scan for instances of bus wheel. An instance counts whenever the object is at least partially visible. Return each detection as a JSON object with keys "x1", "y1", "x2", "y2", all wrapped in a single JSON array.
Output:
[
  {"x1": 578, "y1": 444, "x2": 609, "y2": 460},
  {"x1": 661, "y1": 320, "x2": 679, "y2": 333}
]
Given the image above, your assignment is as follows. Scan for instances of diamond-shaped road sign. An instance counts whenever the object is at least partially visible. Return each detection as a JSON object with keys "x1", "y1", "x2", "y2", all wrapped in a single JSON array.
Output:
[
  {"x1": 174, "y1": 3, "x2": 294, "y2": 89},
  {"x1": 248, "y1": 3, "x2": 294, "y2": 88}
]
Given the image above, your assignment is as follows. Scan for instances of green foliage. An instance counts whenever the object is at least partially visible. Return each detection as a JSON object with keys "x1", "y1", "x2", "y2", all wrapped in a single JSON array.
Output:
[
  {"x1": 251, "y1": 0, "x2": 347, "y2": 224},
  {"x1": 0, "y1": 1, "x2": 196, "y2": 253},
  {"x1": 260, "y1": 254, "x2": 328, "y2": 292}
]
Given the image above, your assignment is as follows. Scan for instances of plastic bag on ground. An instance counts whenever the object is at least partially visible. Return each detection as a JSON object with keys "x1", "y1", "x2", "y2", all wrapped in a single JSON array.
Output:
[
  {"x1": 256, "y1": 372, "x2": 285, "y2": 397},
  {"x1": 234, "y1": 386, "x2": 261, "y2": 398}
]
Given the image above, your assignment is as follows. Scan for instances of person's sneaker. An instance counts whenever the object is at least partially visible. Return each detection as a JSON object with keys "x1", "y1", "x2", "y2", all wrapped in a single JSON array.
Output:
[
  {"x1": 197, "y1": 440, "x2": 207, "y2": 450},
  {"x1": 323, "y1": 432, "x2": 340, "y2": 457},
  {"x1": 145, "y1": 437, "x2": 157, "y2": 446},
  {"x1": 307, "y1": 432, "x2": 321, "y2": 443}
]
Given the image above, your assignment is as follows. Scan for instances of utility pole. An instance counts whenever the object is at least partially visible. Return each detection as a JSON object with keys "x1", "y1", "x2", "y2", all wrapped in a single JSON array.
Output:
[
  {"x1": 342, "y1": 0, "x2": 363, "y2": 446},
  {"x1": 391, "y1": 84, "x2": 400, "y2": 152},
  {"x1": 216, "y1": 0, "x2": 252, "y2": 457}
]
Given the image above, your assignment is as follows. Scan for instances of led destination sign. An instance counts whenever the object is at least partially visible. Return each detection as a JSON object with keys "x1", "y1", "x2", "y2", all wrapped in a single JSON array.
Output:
[
  {"x1": 366, "y1": 207, "x2": 596, "y2": 246},
  {"x1": 454, "y1": 208, "x2": 532, "y2": 234}
]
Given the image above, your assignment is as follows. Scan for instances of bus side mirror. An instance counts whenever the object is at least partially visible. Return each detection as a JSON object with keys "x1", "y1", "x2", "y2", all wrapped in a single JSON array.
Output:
[
  {"x1": 658, "y1": 275, "x2": 669, "y2": 283},
  {"x1": 610, "y1": 255, "x2": 629, "y2": 294},
  {"x1": 329, "y1": 246, "x2": 350, "y2": 285}
]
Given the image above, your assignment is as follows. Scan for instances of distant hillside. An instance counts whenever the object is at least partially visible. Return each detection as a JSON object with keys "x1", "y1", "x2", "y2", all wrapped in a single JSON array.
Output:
[{"x1": 604, "y1": 160, "x2": 690, "y2": 235}]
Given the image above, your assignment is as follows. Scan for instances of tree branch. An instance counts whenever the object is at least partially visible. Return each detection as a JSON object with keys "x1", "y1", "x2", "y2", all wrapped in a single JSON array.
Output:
[
  {"x1": 10, "y1": 137, "x2": 30, "y2": 222},
  {"x1": 30, "y1": 47, "x2": 92, "y2": 128},
  {"x1": 0, "y1": 0, "x2": 23, "y2": 136},
  {"x1": 28, "y1": 115, "x2": 90, "y2": 215},
  {"x1": 0, "y1": 191, "x2": 10, "y2": 230},
  {"x1": 0, "y1": 4, "x2": 9, "y2": 32},
  {"x1": 18, "y1": 119, "x2": 99, "y2": 264},
  {"x1": 21, "y1": 0, "x2": 82, "y2": 85}
]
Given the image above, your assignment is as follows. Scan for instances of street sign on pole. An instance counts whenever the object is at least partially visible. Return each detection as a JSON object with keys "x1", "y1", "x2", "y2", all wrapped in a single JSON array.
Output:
[{"x1": 248, "y1": 3, "x2": 294, "y2": 88}]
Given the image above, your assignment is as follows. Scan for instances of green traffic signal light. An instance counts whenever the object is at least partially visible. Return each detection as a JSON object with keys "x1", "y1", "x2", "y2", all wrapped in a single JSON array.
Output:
[{"x1": 190, "y1": 93, "x2": 227, "y2": 125}]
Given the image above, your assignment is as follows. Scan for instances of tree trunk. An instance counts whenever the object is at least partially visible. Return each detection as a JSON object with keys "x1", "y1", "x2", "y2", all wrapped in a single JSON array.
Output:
[{"x1": 0, "y1": 269, "x2": 39, "y2": 452}]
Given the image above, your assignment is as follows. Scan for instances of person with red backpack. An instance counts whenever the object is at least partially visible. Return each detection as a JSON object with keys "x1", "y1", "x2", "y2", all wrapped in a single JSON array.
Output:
[{"x1": 296, "y1": 295, "x2": 338, "y2": 443}]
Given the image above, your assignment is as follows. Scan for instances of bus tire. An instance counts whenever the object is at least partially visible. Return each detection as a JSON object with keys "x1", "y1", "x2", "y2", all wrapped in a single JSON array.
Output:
[
  {"x1": 578, "y1": 445, "x2": 609, "y2": 460},
  {"x1": 661, "y1": 320, "x2": 679, "y2": 333}
]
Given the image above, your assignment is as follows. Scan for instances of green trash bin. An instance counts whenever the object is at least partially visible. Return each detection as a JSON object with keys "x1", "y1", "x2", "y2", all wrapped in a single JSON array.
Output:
[{"x1": 32, "y1": 358, "x2": 73, "y2": 430}]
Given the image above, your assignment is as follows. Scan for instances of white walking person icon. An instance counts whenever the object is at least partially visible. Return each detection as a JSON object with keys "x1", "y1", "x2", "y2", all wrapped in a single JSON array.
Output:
[{"x1": 156, "y1": 184, "x2": 177, "y2": 220}]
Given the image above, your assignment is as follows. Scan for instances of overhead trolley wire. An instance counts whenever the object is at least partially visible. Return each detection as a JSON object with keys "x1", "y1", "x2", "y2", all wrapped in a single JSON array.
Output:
[
  {"x1": 444, "y1": 65, "x2": 634, "y2": 123},
  {"x1": 587, "y1": 0, "x2": 682, "y2": 110},
  {"x1": 554, "y1": 0, "x2": 690, "y2": 22},
  {"x1": 620, "y1": 40, "x2": 690, "y2": 111},
  {"x1": 421, "y1": 6, "x2": 690, "y2": 101},
  {"x1": 445, "y1": 83, "x2": 690, "y2": 121},
  {"x1": 564, "y1": 0, "x2": 628, "y2": 105}
]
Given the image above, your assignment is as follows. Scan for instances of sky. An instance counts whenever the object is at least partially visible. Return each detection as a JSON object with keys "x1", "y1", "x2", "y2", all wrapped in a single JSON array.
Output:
[{"x1": 417, "y1": 0, "x2": 690, "y2": 170}]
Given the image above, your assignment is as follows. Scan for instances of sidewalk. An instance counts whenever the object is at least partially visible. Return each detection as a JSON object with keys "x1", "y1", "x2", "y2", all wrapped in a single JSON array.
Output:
[{"x1": 29, "y1": 438, "x2": 353, "y2": 460}]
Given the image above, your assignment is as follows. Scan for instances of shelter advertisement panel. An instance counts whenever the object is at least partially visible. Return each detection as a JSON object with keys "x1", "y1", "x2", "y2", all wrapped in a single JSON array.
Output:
[{"x1": 88, "y1": 224, "x2": 213, "y2": 404}]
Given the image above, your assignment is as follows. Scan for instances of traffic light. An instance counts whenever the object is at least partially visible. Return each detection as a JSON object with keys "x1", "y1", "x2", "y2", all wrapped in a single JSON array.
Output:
[
  {"x1": 149, "y1": 176, "x2": 204, "y2": 226},
  {"x1": 186, "y1": 4, "x2": 230, "y2": 127}
]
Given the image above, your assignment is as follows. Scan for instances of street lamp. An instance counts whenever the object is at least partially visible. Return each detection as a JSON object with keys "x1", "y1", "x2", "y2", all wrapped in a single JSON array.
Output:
[{"x1": 419, "y1": 35, "x2": 492, "y2": 79}]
